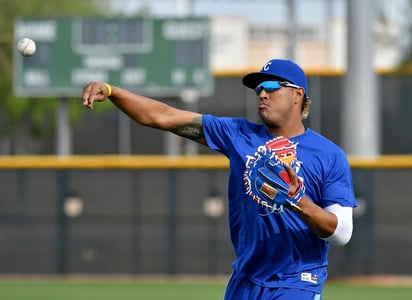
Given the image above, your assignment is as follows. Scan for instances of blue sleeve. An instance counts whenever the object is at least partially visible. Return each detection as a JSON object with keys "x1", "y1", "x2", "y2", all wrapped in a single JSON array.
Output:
[
  {"x1": 202, "y1": 114, "x2": 239, "y2": 155},
  {"x1": 321, "y1": 149, "x2": 357, "y2": 208}
]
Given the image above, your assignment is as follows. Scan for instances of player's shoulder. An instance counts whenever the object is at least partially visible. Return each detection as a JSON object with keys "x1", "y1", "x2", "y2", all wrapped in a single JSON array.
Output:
[
  {"x1": 202, "y1": 114, "x2": 250, "y2": 123},
  {"x1": 304, "y1": 129, "x2": 344, "y2": 151},
  {"x1": 202, "y1": 114, "x2": 261, "y2": 130},
  {"x1": 298, "y1": 129, "x2": 349, "y2": 163}
]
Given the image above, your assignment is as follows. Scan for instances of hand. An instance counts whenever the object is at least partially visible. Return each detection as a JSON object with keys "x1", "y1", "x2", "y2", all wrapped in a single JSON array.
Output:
[
  {"x1": 82, "y1": 82, "x2": 111, "y2": 109},
  {"x1": 284, "y1": 164, "x2": 300, "y2": 196},
  {"x1": 284, "y1": 164, "x2": 305, "y2": 210}
]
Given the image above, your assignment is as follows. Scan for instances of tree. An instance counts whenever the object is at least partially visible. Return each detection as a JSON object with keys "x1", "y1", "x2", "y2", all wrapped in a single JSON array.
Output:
[
  {"x1": 399, "y1": 0, "x2": 412, "y2": 68},
  {"x1": 0, "y1": 0, "x2": 111, "y2": 154}
]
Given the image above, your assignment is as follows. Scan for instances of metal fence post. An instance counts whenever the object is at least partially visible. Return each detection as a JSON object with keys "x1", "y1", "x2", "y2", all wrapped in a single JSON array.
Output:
[
  {"x1": 167, "y1": 169, "x2": 178, "y2": 274},
  {"x1": 56, "y1": 170, "x2": 68, "y2": 274}
]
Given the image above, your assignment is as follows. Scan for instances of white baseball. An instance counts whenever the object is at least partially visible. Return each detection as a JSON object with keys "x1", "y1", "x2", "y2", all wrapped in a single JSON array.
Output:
[{"x1": 17, "y1": 37, "x2": 36, "y2": 57}]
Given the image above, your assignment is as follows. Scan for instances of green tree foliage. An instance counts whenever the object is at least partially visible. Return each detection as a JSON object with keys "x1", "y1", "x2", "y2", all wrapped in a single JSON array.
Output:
[
  {"x1": 0, "y1": 0, "x2": 111, "y2": 154},
  {"x1": 399, "y1": 0, "x2": 412, "y2": 69}
]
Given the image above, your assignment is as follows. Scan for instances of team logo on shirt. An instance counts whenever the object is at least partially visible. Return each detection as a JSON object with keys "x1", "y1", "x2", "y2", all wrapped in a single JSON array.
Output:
[{"x1": 264, "y1": 137, "x2": 298, "y2": 166}]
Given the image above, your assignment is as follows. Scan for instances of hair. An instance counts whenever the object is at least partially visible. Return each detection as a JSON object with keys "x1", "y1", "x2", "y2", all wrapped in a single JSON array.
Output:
[{"x1": 301, "y1": 96, "x2": 311, "y2": 119}]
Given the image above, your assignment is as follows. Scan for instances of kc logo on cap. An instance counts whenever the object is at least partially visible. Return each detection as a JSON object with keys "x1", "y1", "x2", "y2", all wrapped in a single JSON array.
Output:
[{"x1": 262, "y1": 61, "x2": 272, "y2": 71}]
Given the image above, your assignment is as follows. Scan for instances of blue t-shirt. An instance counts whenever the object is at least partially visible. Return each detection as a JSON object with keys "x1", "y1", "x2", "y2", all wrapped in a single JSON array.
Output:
[{"x1": 202, "y1": 115, "x2": 356, "y2": 293}]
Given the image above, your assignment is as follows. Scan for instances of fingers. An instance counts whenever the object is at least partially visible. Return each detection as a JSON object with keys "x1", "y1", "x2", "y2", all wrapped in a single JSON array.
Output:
[
  {"x1": 284, "y1": 164, "x2": 297, "y2": 181},
  {"x1": 81, "y1": 83, "x2": 93, "y2": 109},
  {"x1": 81, "y1": 82, "x2": 107, "y2": 109},
  {"x1": 284, "y1": 164, "x2": 299, "y2": 193}
]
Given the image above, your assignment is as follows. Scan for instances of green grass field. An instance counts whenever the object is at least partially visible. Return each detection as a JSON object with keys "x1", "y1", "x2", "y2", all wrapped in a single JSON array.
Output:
[{"x1": 0, "y1": 279, "x2": 411, "y2": 300}]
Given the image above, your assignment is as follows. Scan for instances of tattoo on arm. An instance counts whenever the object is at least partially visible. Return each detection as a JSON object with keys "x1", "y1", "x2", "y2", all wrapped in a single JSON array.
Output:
[{"x1": 172, "y1": 116, "x2": 204, "y2": 141}]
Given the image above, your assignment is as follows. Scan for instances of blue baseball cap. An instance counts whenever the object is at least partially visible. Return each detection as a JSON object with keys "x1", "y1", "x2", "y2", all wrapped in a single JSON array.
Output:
[{"x1": 242, "y1": 59, "x2": 308, "y2": 97}]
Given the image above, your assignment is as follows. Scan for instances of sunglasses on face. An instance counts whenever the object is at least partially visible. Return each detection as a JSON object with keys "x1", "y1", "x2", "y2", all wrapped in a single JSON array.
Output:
[{"x1": 255, "y1": 81, "x2": 302, "y2": 96}]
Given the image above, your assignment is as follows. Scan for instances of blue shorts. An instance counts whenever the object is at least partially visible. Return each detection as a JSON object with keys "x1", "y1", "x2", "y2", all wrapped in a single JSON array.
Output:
[{"x1": 224, "y1": 276, "x2": 322, "y2": 300}]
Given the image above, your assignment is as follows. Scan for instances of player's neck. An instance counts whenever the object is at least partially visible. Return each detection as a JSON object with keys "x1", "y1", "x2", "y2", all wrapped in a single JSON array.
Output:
[{"x1": 266, "y1": 123, "x2": 306, "y2": 138}]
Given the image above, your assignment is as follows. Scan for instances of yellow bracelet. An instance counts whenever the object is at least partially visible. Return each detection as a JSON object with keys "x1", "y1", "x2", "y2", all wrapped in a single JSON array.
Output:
[{"x1": 103, "y1": 82, "x2": 112, "y2": 97}]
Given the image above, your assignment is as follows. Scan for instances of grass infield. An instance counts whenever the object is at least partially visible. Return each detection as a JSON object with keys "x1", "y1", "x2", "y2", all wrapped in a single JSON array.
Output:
[{"x1": 0, "y1": 278, "x2": 411, "y2": 300}]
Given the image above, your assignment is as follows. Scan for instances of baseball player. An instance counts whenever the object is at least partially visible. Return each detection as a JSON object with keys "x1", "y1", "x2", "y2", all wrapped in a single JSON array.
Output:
[{"x1": 82, "y1": 58, "x2": 356, "y2": 300}]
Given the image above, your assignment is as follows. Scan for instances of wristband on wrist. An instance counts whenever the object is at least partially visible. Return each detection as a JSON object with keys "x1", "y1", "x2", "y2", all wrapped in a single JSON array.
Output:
[
  {"x1": 287, "y1": 180, "x2": 305, "y2": 210},
  {"x1": 103, "y1": 82, "x2": 112, "y2": 97}
]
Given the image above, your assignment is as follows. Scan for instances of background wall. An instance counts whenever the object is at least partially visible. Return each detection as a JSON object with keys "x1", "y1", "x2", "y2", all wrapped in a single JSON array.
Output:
[{"x1": 0, "y1": 158, "x2": 411, "y2": 277}]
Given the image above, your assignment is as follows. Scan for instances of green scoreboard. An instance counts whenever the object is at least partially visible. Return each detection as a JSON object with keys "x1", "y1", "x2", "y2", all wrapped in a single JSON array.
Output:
[{"x1": 14, "y1": 17, "x2": 213, "y2": 97}]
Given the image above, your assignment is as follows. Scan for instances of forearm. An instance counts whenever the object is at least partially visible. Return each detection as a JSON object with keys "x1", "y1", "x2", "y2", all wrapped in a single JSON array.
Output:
[
  {"x1": 290, "y1": 196, "x2": 338, "y2": 238},
  {"x1": 83, "y1": 82, "x2": 200, "y2": 132},
  {"x1": 290, "y1": 196, "x2": 354, "y2": 246},
  {"x1": 82, "y1": 82, "x2": 206, "y2": 143},
  {"x1": 109, "y1": 85, "x2": 176, "y2": 129}
]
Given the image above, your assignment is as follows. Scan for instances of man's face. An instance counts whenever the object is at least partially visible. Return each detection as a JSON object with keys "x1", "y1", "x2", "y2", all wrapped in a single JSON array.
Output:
[{"x1": 255, "y1": 81, "x2": 303, "y2": 128}]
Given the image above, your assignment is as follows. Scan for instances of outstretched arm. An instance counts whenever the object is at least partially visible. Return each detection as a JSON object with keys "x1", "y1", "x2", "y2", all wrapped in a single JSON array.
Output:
[{"x1": 82, "y1": 82, "x2": 207, "y2": 145}]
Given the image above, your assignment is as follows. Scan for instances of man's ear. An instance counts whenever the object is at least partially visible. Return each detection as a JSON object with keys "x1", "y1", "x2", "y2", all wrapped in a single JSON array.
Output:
[{"x1": 295, "y1": 88, "x2": 305, "y2": 104}]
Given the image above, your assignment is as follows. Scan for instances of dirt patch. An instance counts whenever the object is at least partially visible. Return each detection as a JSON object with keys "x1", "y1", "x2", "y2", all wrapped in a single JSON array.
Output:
[{"x1": 332, "y1": 275, "x2": 412, "y2": 286}]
